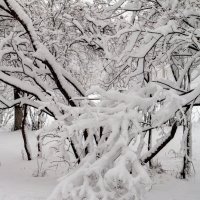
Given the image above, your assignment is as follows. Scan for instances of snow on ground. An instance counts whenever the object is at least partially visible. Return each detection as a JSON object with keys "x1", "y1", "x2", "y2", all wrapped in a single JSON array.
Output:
[
  {"x1": 0, "y1": 122, "x2": 200, "y2": 200},
  {"x1": 0, "y1": 129, "x2": 57, "y2": 200},
  {"x1": 144, "y1": 122, "x2": 200, "y2": 200}
]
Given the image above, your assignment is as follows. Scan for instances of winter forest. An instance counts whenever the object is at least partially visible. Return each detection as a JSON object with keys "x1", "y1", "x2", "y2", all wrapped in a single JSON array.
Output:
[{"x1": 0, "y1": 0, "x2": 200, "y2": 199}]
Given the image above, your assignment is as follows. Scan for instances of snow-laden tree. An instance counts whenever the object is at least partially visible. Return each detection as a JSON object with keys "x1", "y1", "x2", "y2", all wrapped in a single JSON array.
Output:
[
  {"x1": 0, "y1": 0, "x2": 88, "y2": 161},
  {"x1": 1, "y1": 0, "x2": 200, "y2": 199},
  {"x1": 0, "y1": 2, "x2": 153, "y2": 198},
  {"x1": 83, "y1": 0, "x2": 200, "y2": 177},
  {"x1": 47, "y1": 81, "x2": 197, "y2": 200}
]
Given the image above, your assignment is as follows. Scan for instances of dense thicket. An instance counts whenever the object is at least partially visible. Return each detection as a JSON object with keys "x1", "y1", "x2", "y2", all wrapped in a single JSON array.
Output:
[{"x1": 0, "y1": 0, "x2": 200, "y2": 199}]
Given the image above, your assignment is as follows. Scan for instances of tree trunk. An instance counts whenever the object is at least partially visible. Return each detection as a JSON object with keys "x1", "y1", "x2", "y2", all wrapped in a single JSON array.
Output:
[
  {"x1": 37, "y1": 135, "x2": 42, "y2": 158},
  {"x1": 0, "y1": 111, "x2": 3, "y2": 127},
  {"x1": 21, "y1": 105, "x2": 32, "y2": 160},
  {"x1": 83, "y1": 129, "x2": 89, "y2": 156},
  {"x1": 147, "y1": 113, "x2": 153, "y2": 168},
  {"x1": 180, "y1": 107, "x2": 192, "y2": 179},
  {"x1": 14, "y1": 88, "x2": 23, "y2": 130},
  {"x1": 148, "y1": 128, "x2": 153, "y2": 168},
  {"x1": 70, "y1": 139, "x2": 80, "y2": 164},
  {"x1": 180, "y1": 73, "x2": 193, "y2": 179}
]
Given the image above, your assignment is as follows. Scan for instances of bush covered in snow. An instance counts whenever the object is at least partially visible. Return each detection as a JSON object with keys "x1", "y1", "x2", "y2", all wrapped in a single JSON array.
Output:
[{"x1": 48, "y1": 144, "x2": 152, "y2": 200}]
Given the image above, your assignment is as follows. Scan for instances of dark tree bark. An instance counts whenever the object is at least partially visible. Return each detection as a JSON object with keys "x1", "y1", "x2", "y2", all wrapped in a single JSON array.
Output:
[
  {"x1": 179, "y1": 73, "x2": 193, "y2": 179},
  {"x1": 0, "y1": 110, "x2": 3, "y2": 126},
  {"x1": 180, "y1": 108, "x2": 192, "y2": 179},
  {"x1": 21, "y1": 105, "x2": 31, "y2": 160},
  {"x1": 141, "y1": 122, "x2": 178, "y2": 165},
  {"x1": 37, "y1": 135, "x2": 42, "y2": 158},
  {"x1": 148, "y1": 128, "x2": 153, "y2": 168},
  {"x1": 14, "y1": 88, "x2": 23, "y2": 130},
  {"x1": 147, "y1": 113, "x2": 153, "y2": 168},
  {"x1": 70, "y1": 139, "x2": 80, "y2": 164},
  {"x1": 83, "y1": 129, "x2": 89, "y2": 156}
]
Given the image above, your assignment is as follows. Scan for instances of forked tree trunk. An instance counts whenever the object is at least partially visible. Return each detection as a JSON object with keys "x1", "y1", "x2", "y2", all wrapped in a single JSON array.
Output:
[{"x1": 14, "y1": 88, "x2": 23, "y2": 130}]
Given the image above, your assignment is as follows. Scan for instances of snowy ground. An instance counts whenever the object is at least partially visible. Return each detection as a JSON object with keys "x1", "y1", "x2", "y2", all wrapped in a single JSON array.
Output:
[
  {"x1": 0, "y1": 123, "x2": 200, "y2": 200},
  {"x1": 0, "y1": 129, "x2": 57, "y2": 200},
  {"x1": 144, "y1": 123, "x2": 200, "y2": 200}
]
